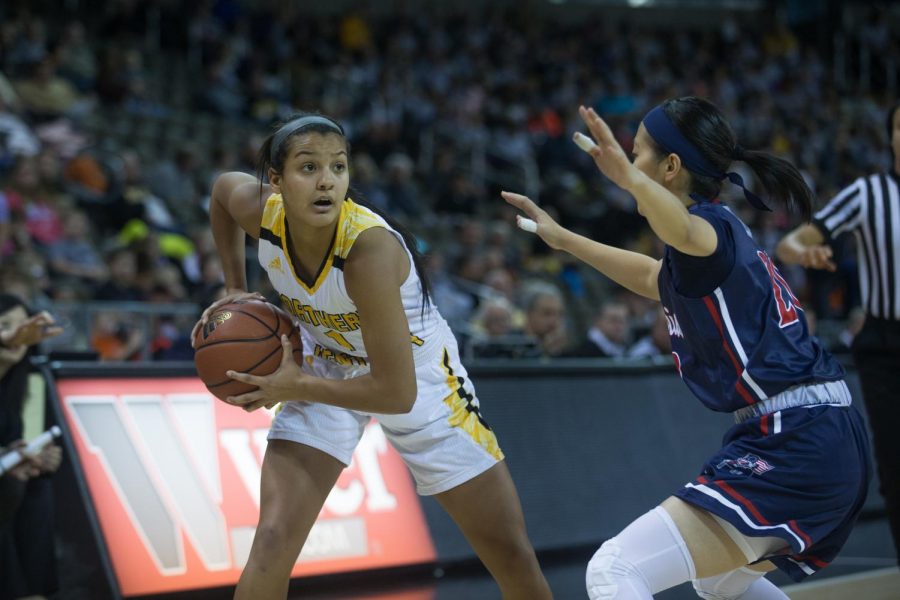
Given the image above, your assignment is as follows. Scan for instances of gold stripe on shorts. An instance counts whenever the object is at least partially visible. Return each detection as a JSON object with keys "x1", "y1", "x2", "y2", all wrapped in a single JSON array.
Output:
[{"x1": 439, "y1": 348, "x2": 503, "y2": 461}]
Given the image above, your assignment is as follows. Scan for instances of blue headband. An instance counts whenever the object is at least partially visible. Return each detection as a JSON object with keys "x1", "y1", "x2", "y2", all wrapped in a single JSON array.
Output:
[
  {"x1": 642, "y1": 105, "x2": 770, "y2": 211},
  {"x1": 270, "y1": 116, "x2": 344, "y2": 163}
]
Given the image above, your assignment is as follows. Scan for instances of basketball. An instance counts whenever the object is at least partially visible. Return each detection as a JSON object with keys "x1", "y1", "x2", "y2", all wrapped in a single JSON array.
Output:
[{"x1": 193, "y1": 300, "x2": 303, "y2": 401}]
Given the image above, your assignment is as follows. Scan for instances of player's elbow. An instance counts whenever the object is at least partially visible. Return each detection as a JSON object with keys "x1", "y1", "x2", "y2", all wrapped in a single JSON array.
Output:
[
  {"x1": 397, "y1": 382, "x2": 417, "y2": 414},
  {"x1": 388, "y1": 378, "x2": 417, "y2": 414}
]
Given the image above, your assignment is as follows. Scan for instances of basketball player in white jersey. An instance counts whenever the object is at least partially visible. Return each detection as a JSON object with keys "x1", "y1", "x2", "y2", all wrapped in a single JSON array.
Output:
[{"x1": 192, "y1": 113, "x2": 551, "y2": 600}]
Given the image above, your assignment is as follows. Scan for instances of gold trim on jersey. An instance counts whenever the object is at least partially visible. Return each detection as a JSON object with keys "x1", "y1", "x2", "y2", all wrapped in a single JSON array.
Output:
[
  {"x1": 334, "y1": 199, "x2": 388, "y2": 260},
  {"x1": 439, "y1": 348, "x2": 503, "y2": 461},
  {"x1": 260, "y1": 195, "x2": 387, "y2": 294}
]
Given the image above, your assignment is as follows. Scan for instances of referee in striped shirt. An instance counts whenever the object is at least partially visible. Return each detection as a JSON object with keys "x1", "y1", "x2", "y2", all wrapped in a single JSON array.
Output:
[{"x1": 777, "y1": 101, "x2": 900, "y2": 567}]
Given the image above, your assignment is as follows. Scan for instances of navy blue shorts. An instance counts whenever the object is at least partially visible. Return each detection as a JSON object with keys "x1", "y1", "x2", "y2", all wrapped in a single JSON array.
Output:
[{"x1": 674, "y1": 403, "x2": 871, "y2": 581}]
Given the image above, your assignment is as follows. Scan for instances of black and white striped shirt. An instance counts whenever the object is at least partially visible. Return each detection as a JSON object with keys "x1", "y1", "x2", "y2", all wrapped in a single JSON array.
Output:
[{"x1": 813, "y1": 172, "x2": 900, "y2": 320}]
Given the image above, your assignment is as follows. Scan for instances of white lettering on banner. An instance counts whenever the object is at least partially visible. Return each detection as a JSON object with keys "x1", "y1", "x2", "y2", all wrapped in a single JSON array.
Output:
[
  {"x1": 66, "y1": 393, "x2": 404, "y2": 573},
  {"x1": 298, "y1": 517, "x2": 368, "y2": 561},
  {"x1": 355, "y1": 420, "x2": 398, "y2": 512},
  {"x1": 219, "y1": 429, "x2": 263, "y2": 507},
  {"x1": 324, "y1": 474, "x2": 366, "y2": 517},
  {"x1": 219, "y1": 424, "x2": 400, "y2": 517},
  {"x1": 322, "y1": 424, "x2": 398, "y2": 515}
]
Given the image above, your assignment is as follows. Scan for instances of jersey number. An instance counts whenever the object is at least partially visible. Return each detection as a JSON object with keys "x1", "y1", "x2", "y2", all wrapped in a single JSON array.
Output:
[{"x1": 757, "y1": 251, "x2": 801, "y2": 328}]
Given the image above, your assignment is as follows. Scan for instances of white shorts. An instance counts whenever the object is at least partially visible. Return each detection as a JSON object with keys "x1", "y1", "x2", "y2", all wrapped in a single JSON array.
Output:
[{"x1": 268, "y1": 343, "x2": 504, "y2": 496}]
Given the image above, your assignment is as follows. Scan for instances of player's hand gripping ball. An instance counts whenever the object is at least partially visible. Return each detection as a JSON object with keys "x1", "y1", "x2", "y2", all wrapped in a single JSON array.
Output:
[{"x1": 193, "y1": 300, "x2": 302, "y2": 401}]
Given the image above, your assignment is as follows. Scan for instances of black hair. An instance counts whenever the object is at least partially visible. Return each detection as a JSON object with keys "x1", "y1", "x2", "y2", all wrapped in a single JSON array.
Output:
[
  {"x1": 649, "y1": 97, "x2": 813, "y2": 221},
  {"x1": 256, "y1": 112, "x2": 432, "y2": 310},
  {"x1": 888, "y1": 101, "x2": 900, "y2": 168}
]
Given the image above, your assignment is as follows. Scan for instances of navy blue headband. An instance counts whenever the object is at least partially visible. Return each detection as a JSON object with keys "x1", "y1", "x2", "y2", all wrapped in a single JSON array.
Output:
[
  {"x1": 642, "y1": 105, "x2": 770, "y2": 211},
  {"x1": 270, "y1": 116, "x2": 344, "y2": 163}
]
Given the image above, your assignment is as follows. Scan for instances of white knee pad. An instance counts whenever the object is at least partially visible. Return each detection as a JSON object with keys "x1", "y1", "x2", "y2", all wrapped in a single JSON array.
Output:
[
  {"x1": 586, "y1": 539, "x2": 636, "y2": 600},
  {"x1": 692, "y1": 567, "x2": 787, "y2": 600},
  {"x1": 586, "y1": 507, "x2": 696, "y2": 600}
]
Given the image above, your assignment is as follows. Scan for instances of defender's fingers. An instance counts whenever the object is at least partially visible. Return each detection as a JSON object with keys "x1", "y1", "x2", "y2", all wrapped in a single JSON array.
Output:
[
  {"x1": 579, "y1": 106, "x2": 616, "y2": 146},
  {"x1": 501, "y1": 191, "x2": 540, "y2": 217}
]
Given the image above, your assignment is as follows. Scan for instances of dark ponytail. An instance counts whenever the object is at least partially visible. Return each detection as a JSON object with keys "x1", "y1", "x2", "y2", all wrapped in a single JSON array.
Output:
[
  {"x1": 654, "y1": 97, "x2": 813, "y2": 221},
  {"x1": 732, "y1": 147, "x2": 812, "y2": 220},
  {"x1": 257, "y1": 113, "x2": 432, "y2": 310}
]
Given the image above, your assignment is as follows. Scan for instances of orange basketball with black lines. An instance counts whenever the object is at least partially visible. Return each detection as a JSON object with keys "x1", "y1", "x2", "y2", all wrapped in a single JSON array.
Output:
[{"x1": 193, "y1": 300, "x2": 302, "y2": 401}]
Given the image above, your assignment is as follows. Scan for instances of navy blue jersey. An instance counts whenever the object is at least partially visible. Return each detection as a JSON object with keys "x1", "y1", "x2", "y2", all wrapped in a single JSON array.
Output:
[{"x1": 658, "y1": 202, "x2": 844, "y2": 412}]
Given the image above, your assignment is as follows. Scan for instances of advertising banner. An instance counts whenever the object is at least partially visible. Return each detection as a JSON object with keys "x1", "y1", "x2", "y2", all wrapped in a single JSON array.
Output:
[{"x1": 56, "y1": 377, "x2": 436, "y2": 596}]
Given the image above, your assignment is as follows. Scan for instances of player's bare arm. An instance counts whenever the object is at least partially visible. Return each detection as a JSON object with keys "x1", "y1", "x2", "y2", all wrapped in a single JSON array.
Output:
[
  {"x1": 503, "y1": 190, "x2": 662, "y2": 301},
  {"x1": 578, "y1": 105, "x2": 718, "y2": 257},
  {"x1": 192, "y1": 173, "x2": 271, "y2": 343},
  {"x1": 327, "y1": 226, "x2": 417, "y2": 413}
]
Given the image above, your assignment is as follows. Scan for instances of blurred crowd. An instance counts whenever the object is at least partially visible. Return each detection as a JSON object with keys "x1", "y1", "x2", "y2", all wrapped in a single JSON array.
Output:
[{"x1": 0, "y1": 0, "x2": 897, "y2": 362}]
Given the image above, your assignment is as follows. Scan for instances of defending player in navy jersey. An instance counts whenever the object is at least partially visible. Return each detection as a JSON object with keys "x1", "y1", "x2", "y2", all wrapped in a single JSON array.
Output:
[{"x1": 505, "y1": 97, "x2": 870, "y2": 600}]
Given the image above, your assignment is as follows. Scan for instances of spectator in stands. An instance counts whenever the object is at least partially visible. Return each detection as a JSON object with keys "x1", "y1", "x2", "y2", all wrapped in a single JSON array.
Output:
[
  {"x1": 469, "y1": 297, "x2": 538, "y2": 359},
  {"x1": 93, "y1": 246, "x2": 145, "y2": 302},
  {"x1": 110, "y1": 149, "x2": 178, "y2": 231},
  {"x1": 2, "y1": 156, "x2": 66, "y2": 248},
  {"x1": 0, "y1": 90, "x2": 41, "y2": 167},
  {"x1": 350, "y1": 152, "x2": 390, "y2": 213},
  {"x1": 382, "y1": 152, "x2": 424, "y2": 220},
  {"x1": 90, "y1": 311, "x2": 144, "y2": 361},
  {"x1": 146, "y1": 145, "x2": 202, "y2": 228},
  {"x1": 627, "y1": 308, "x2": 672, "y2": 358},
  {"x1": 425, "y1": 251, "x2": 476, "y2": 332},
  {"x1": 435, "y1": 168, "x2": 482, "y2": 216},
  {"x1": 0, "y1": 293, "x2": 64, "y2": 600},
  {"x1": 13, "y1": 57, "x2": 86, "y2": 122},
  {"x1": 54, "y1": 22, "x2": 96, "y2": 93},
  {"x1": 522, "y1": 281, "x2": 569, "y2": 357},
  {"x1": 46, "y1": 208, "x2": 108, "y2": 286},
  {"x1": 567, "y1": 301, "x2": 630, "y2": 358}
]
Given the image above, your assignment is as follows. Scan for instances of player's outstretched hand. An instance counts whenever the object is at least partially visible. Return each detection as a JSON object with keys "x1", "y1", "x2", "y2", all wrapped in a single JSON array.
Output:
[
  {"x1": 577, "y1": 105, "x2": 640, "y2": 192},
  {"x1": 224, "y1": 335, "x2": 304, "y2": 412},
  {"x1": 191, "y1": 290, "x2": 267, "y2": 347},
  {"x1": 501, "y1": 191, "x2": 567, "y2": 250},
  {"x1": 801, "y1": 245, "x2": 837, "y2": 272}
]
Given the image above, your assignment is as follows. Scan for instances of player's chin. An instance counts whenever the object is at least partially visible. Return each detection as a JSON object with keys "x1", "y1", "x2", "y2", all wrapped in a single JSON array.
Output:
[{"x1": 304, "y1": 206, "x2": 340, "y2": 225}]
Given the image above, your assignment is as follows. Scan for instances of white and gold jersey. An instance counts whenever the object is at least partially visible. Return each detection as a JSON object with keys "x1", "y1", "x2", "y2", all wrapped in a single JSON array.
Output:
[
  {"x1": 258, "y1": 195, "x2": 504, "y2": 493},
  {"x1": 257, "y1": 195, "x2": 445, "y2": 373}
]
